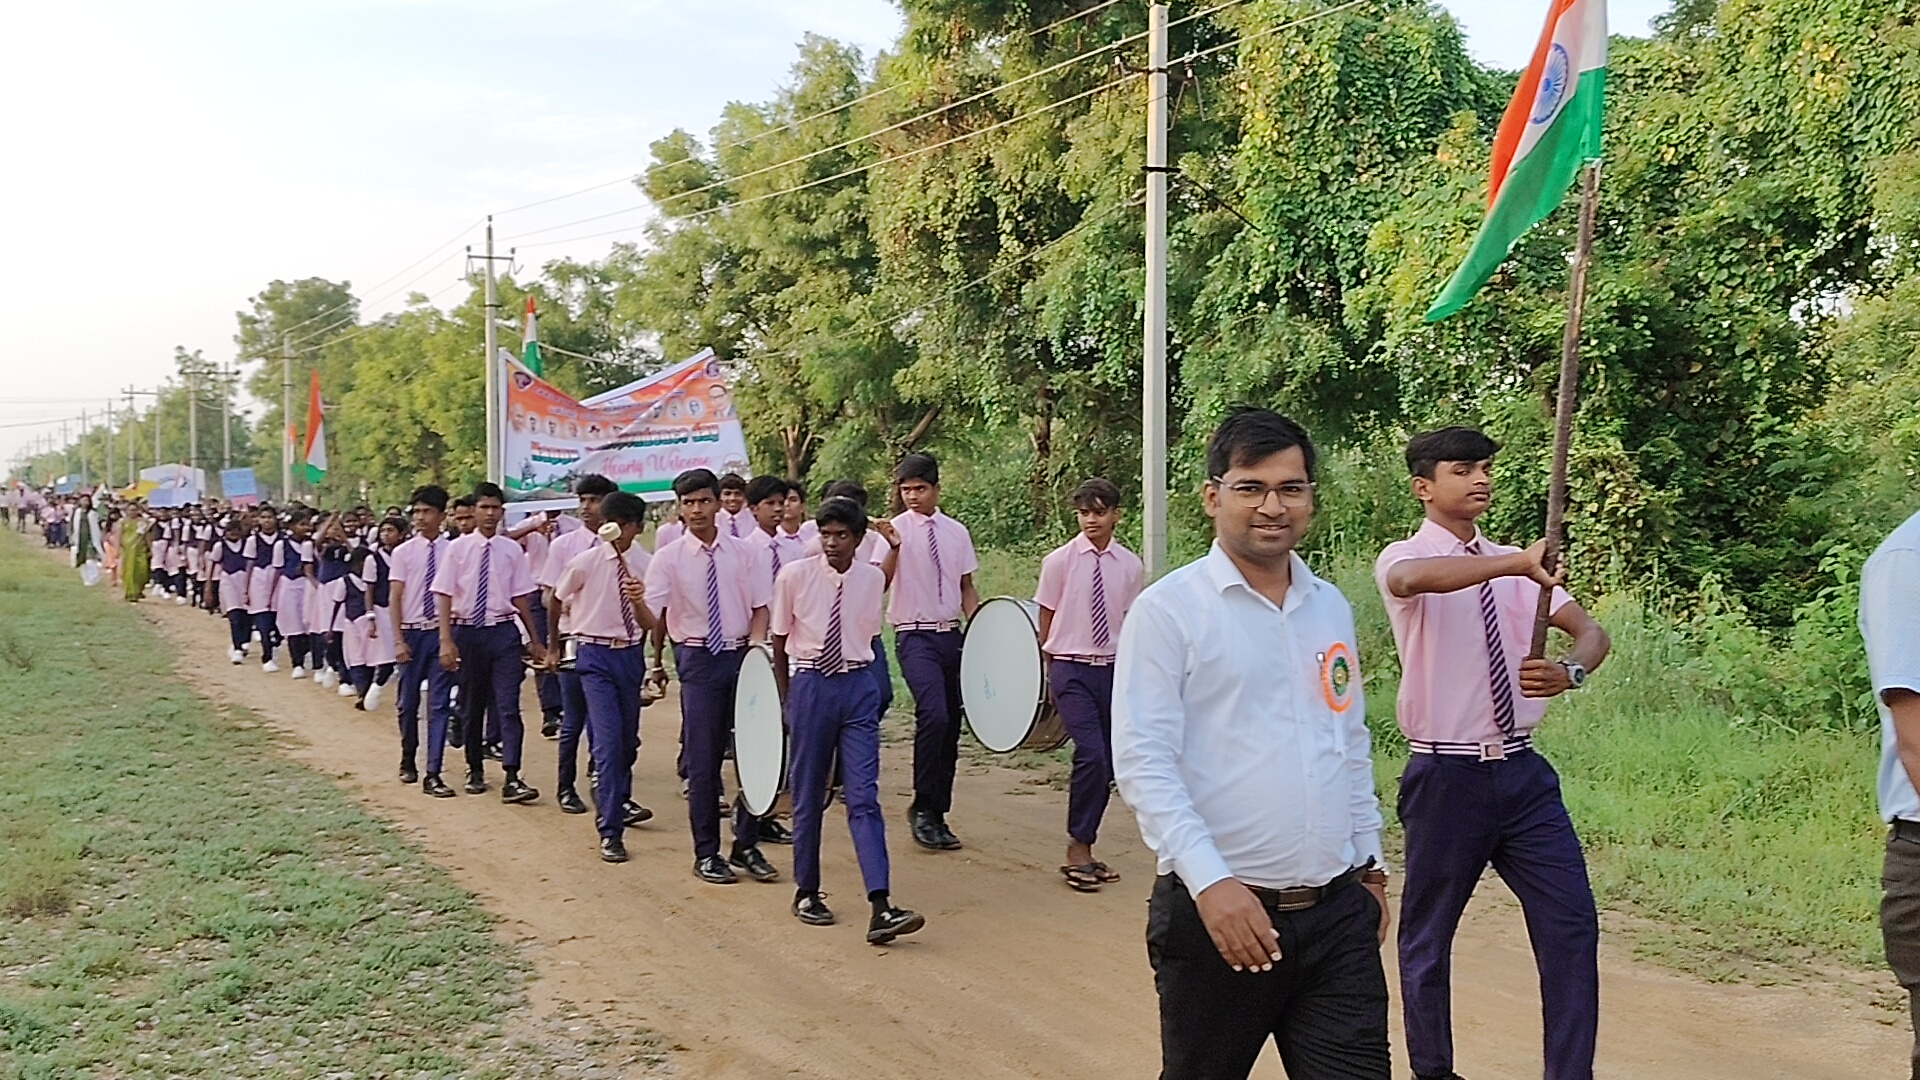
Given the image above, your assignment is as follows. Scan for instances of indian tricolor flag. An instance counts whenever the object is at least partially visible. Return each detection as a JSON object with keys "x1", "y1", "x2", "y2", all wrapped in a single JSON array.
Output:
[
  {"x1": 302, "y1": 369, "x2": 328, "y2": 484},
  {"x1": 521, "y1": 296, "x2": 544, "y2": 376},
  {"x1": 1425, "y1": 0, "x2": 1607, "y2": 322}
]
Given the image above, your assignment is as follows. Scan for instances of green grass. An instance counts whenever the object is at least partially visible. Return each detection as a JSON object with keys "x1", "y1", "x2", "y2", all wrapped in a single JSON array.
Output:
[{"x1": 0, "y1": 530, "x2": 649, "y2": 1079}]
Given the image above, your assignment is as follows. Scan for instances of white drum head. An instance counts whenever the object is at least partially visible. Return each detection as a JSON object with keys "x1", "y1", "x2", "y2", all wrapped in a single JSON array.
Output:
[
  {"x1": 961, "y1": 597, "x2": 1046, "y2": 753},
  {"x1": 732, "y1": 645, "x2": 786, "y2": 817}
]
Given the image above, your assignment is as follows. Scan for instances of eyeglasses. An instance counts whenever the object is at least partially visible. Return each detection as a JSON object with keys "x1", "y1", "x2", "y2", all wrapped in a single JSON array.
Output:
[{"x1": 1209, "y1": 477, "x2": 1316, "y2": 509}]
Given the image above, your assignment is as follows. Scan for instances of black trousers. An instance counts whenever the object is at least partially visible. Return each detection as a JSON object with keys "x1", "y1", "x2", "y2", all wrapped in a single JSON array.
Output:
[
  {"x1": 1147, "y1": 874, "x2": 1390, "y2": 1080},
  {"x1": 1883, "y1": 826, "x2": 1920, "y2": 1080}
]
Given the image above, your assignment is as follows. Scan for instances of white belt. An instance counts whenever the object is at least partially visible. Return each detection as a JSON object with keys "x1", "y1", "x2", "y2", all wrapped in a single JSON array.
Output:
[{"x1": 1406, "y1": 734, "x2": 1533, "y2": 761}]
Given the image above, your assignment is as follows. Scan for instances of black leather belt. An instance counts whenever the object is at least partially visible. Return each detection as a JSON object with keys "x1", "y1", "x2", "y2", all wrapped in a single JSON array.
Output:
[
  {"x1": 1892, "y1": 819, "x2": 1920, "y2": 845},
  {"x1": 1174, "y1": 866, "x2": 1364, "y2": 912}
]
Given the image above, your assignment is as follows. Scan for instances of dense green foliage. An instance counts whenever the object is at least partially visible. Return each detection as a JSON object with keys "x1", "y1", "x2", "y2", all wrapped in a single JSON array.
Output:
[{"x1": 20, "y1": 0, "x2": 1920, "y2": 660}]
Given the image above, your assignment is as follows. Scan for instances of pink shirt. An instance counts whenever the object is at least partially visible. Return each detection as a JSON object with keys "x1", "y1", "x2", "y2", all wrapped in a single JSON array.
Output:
[
  {"x1": 717, "y1": 508, "x2": 748, "y2": 539},
  {"x1": 1374, "y1": 520, "x2": 1573, "y2": 744},
  {"x1": 553, "y1": 541, "x2": 652, "y2": 643},
  {"x1": 1034, "y1": 534, "x2": 1144, "y2": 659},
  {"x1": 431, "y1": 531, "x2": 534, "y2": 625},
  {"x1": 653, "y1": 519, "x2": 684, "y2": 551},
  {"x1": 772, "y1": 555, "x2": 885, "y2": 668},
  {"x1": 888, "y1": 509, "x2": 977, "y2": 628},
  {"x1": 643, "y1": 532, "x2": 771, "y2": 645},
  {"x1": 539, "y1": 525, "x2": 601, "y2": 591},
  {"x1": 745, "y1": 527, "x2": 807, "y2": 595},
  {"x1": 801, "y1": 530, "x2": 888, "y2": 567},
  {"x1": 388, "y1": 533, "x2": 451, "y2": 628}
]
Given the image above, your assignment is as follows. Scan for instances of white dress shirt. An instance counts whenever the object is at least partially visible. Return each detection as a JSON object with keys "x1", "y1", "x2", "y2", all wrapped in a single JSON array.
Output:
[
  {"x1": 1113, "y1": 542, "x2": 1384, "y2": 894},
  {"x1": 1865, "y1": 510, "x2": 1920, "y2": 823}
]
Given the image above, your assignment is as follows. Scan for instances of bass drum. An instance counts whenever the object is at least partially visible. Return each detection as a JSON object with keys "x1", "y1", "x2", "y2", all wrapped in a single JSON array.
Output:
[
  {"x1": 732, "y1": 644, "x2": 788, "y2": 818},
  {"x1": 960, "y1": 597, "x2": 1069, "y2": 753}
]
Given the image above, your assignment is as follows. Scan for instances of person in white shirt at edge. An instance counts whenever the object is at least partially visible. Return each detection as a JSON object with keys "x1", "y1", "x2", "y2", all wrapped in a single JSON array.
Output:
[
  {"x1": 1113, "y1": 406, "x2": 1391, "y2": 1080},
  {"x1": 1864, "y1": 507, "x2": 1920, "y2": 1080}
]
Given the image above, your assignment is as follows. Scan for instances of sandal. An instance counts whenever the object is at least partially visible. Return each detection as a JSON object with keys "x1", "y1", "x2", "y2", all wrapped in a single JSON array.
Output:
[
  {"x1": 1090, "y1": 861, "x2": 1122, "y2": 884},
  {"x1": 1060, "y1": 864, "x2": 1103, "y2": 892}
]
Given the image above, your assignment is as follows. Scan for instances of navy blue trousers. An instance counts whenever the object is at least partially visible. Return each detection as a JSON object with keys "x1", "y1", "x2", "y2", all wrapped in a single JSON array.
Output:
[
  {"x1": 868, "y1": 634, "x2": 893, "y2": 718},
  {"x1": 787, "y1": 667, "x2": 889, "y2": 895},
  {"x1": 251, "y1": 612, "x2": 279, "y2": 662},
  {"x1": 396, "y1": 628, "x2": 455, "y2": 775},
  {"x1": 226, "y1": 609, "x2": 250, "y2": 651},
  {"x1": 527, "y1": 599, "x2": 562, "y2": 719},
  {"x1": 896, "y1": 629, "x2": 964, "y2": 815},
  {"x1": 1048, "y1": 659, "x2": 1115, "y2": 846},
  {"x1": 672, "y1": 644, "x2": 757, "y2": 860},
  {"x1": 1397, "y1": 749, "x2": 1599, "y2": 1080},
  {"x1": 577, "y1": 644, "x2": 644, "y2": 840},
  {"x1": 455, "y1": 623, "x2": 526, "y2": 774},
  {"x1": 556, "y1": 668, "x2": 591, "y2": 792}
]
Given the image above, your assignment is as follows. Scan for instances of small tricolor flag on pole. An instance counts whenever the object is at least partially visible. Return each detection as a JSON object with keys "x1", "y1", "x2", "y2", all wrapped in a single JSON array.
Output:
[
  {"x1": 521, "y1": 296, "x2": 544, "y2": 377},
  {"x1": 302, "y1": 369, "x2": 328, "y2": 484},
  {"x1": 1425, "y1": 0, "x2": 1607, "y2": 322}
]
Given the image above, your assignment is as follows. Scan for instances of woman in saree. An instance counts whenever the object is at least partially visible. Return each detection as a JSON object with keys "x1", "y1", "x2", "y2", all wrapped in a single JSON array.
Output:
[{"x1": 119, "y1": 505, "x2": 152, "y2": 603}]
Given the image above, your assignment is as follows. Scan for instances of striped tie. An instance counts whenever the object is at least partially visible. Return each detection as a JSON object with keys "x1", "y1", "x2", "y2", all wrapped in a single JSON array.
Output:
[
  {"x1": 421, "y1": 540, "x2": 438, "y2": 623},
  {"x1": 614, "y1": 549, "x2": 638, "y2": 641},
  {"x1": 770, "y1": 540, "x2": 783, "y2": 581},
  {"x1": 474, "y1": 540, "x2": 491, "y2": 624},
  {"x1": 927, "y1": 517, "x2": 945, "y2": 605},
  {"x1": 1090, "y1": 550, "x2": 1111, "y2": 649},
  {"x1": 819, "y1": 582, "x2": 844, "y2": 675},
  {"x1": 1468, "y1": 542, "x2": 1517, "y2": 736},
  {"x1": 704, "y1": 545, "x2": 726, "y2": 653}
]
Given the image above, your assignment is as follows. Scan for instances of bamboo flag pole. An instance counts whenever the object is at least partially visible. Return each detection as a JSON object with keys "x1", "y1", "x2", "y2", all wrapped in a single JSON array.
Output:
[{"x1": 1529, "y1": 161, "x2": 1601, "y2": 660}]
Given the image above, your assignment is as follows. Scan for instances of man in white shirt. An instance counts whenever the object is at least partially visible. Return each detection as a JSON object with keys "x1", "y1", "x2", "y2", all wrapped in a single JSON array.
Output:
[
  {"x1": 1864, "y1": 508, "x2": 1920, "y2": 1080},
  {"x1": 1114, "y1": 407, "x2": 1390, "y2": 1080}
]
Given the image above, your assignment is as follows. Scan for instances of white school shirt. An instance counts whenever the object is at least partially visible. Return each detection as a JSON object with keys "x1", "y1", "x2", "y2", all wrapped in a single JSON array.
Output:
[
  {"x1": 1113, "y1": 542, "x2": 1383, "y2": 894},
  {"x1": 1864, "y1": 510, "x2": 1920, "y2": 823}
]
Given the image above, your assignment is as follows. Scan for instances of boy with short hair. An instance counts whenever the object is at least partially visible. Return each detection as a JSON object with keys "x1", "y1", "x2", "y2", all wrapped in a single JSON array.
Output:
[
  {"x1": 1035, "y1": 478, "x2": 1143, "y2": 892},
  {"x1": 717, "y1": 472, "x2": 749, "y2": 538},
  {"x1": 389, "y1": 485, "x2": 456, "y2": 794},
  {"x1": 888, "y1": 453, "x2": 980, "y2": 851},
  {"x1": 1375, "y1": 426, "x2": 1612, "y2": 1080}
]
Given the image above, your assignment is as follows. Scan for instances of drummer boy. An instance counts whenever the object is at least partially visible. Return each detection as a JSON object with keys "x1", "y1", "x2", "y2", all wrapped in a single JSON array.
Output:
[
  {"x1": 772, "y1": 496, "x2": 925, "y2": 945},
  {"x1": 1034, "y1": 478, "x2": 1143, "y2": 892}
]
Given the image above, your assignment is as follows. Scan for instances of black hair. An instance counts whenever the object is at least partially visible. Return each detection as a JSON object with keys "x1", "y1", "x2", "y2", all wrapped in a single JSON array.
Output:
[
  {"x1": 379, "y1": 516, "x2": 409, "y2": 537},
  {"x1": 893, "y1": 453, "x2": 939, "y2": 487},
  {"x1": 745, "y1": 475, "x2": 787, "y2": 505},
  {"x1": 815, "y1": 496, "x2": 869, "y2": 538},
  {"x1": 821, "y1": 479, "x2": 869, "y2": 508},
  {"x1": 786, "y1": 480, "x2": 807, "y2": 501},
  {"x1": 1404, "y1": 426, "x2": 1501, "y2": 480},
  {"x1": 471, "y1": 482, "x2": 505, "y2": 503},
  {"x1": 672, "y1": 469, "x2": 721, "y2": 500},
  {"x1": 1070, "y1": 478, "x2": 1123, "y2": 512},
  {"x1": 718, "y1": 472, "x2": 747, "y2": 493},
  {"x1": 409, "y1": 484, "x2": 449, "y2": 511},
  {"x1": 572, "y1": 473, "x2": 618, "y2": 498},
  {"x1": 1205, "y1": 407, "x2": 1317, "y2": 481},
  {"x1": 600, "y1": 491, "x2": 646, "y2": 526},
  {"x1": 451, "y1": 496, "x2": 476, "y2": 511}
]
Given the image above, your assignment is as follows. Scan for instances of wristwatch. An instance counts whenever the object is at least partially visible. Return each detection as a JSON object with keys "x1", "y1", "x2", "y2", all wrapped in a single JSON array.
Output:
[{"x1": 1558, "y1": 658, "x2": 1588, "y2": 688}]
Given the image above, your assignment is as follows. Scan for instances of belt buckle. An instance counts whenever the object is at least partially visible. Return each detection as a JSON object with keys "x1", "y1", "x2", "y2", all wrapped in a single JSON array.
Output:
[{"x1": 1478, "y1": 741, "x2": 1507, "y2": 762}]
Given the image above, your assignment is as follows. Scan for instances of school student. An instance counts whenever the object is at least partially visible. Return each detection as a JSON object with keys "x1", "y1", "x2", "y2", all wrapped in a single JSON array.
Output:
[
  {"x1": 1375, "y1": 426, "x2": 1611, "y2": 1080},
  {"x1": 313, "y1": 514, "x2": 355, "y2": 694},
  {"x1": 247, "y1": 508, "x2": 284, "y2": 672},
  {"x1": 717, "y1": 471, "x2": 749, "y2": 538},
  {"x1": 740, "y1": 474, "x2": 806, "y2": 845},
  {"x1": 644, "y1": 468, "x2": 776, "y2": 885},
  {"x1": 772, "y1": 497, "x2": 924, "y2": 944},
  {"x1": 433, "y1": 482, "x2": 549, "y2": 803},
  {"x1": 808, "y1": 479, "x2": 897, "y2": 726},
  {"x1": 272, "y1": 511, "x2": 318, "y2": 679},
  {"x1": 331, "y1": 546, "x2": 393, "y2": 712},
  {"x1": 389, "y1": 486, "x2": 456, "y2": 794},
  {"x1": 211, "y1": 518, "x2": 255, "y2": 664},
  {"x1": 1864, "y1": 507, "x2": 1920, "y2": 1079},
  {"x1": 781, "y1": 481, "x2": 815, "y2": 545},
  {"x1": 1034, "y1": 478, "x2": 1143, "y2": 893},
  {"x1": 509, "y1": 510, "x2": 568, "y2": 739},
  {"x1": 888, "y1": 453, "x2": 980, "y2": 851},
  {"x1": 346, "y1": 519, "x2": 403, "y2": 711},
  {"x1": 553, "y1": 491, "x2": 657, "y2": 863}
]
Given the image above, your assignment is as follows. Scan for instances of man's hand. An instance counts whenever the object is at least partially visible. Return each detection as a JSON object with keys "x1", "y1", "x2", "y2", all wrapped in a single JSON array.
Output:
[
  {"x1": 1362, "y1": 881, "x2": 1390, "y2": 945},
  {"x1": 620, "y1": 578, "x2": 647, "y2": 607},
  {"x1": 439, "y1": 638, "x2": 460, "y2": 673},
  {"x1": 869, "y1": 517, "x2": 900, "y2": 547},
  {"x1": 527, "y1": 642, "x2": 549, "y2": 670},
  {"x1": 394, "y1": 638, "x2": 412, "y2": 664},
  {"x1": 1519, "y1": 657, "x2": 1574, "y2": 698},
  {"x1": 1192, "y1": 879, "x2": 1281, "y2": 972},
  {"x1": 1518, "y1": 539, "x2": 1567, "y2": 589}
]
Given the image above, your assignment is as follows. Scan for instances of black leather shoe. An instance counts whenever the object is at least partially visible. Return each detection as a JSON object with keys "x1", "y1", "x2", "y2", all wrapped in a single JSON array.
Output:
[
  {"x1": 757, "y1": 818, "x2": 794, "y2": 845},
  {"x1": 399, "y1": 763, "x2": 420, "y2": 785},
  {"x1": 447, "y1": 725, "x2": 465, "y2": 749},
  {"x1": 422, "y1": 774, "x2": 456, "y2": 798},
  {"x1": 482, "y1": 741, "x2": 503, "y2": 761},
  {"x1": 931, "y1": 817, "x2": 963, "y2": 851},
  {"x1": 693, "y1": 855, "x2": 737, "y2": 885},
  {"x1": 908, "y1": 809, "x2": 944, "y2": 851},
  {"x1": 599, "y1": 837, "x2": 629, "y2": 863},
  {"x1": 464, "y1": 771, "x2": 489, "y2": 795},
  {"x1": 622, "y1": 800, "x2": 653, "y2": 826},
  {"x1": 541, "y1": 713, "x2": 560, "y2": 740},
  {"x1": 729, "y1": 844, "x2": 780, "y2": 883},
  {"x1": 501, "y1": 777, "x2": 539, "y2": 804},
  {"x1": 867, "y1": 906, "x2": 926, "y2": 945},
  {"x1": 557, "y1": 787, "x2": 588, "y2": 815},
  {"x1": 792, "y1": 892, "x2": 835, "y2": 926}
]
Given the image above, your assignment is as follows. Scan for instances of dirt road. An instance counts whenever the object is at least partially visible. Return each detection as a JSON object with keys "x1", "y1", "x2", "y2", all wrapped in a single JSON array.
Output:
[{"x1": 140, "y1": 599, "x2": 1900, "y2": 1079}]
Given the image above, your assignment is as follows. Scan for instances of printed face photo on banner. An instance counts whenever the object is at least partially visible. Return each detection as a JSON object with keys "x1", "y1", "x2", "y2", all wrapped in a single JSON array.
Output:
[{"x1": 501, "y1": 348, "x2": 752, "y2": 502}]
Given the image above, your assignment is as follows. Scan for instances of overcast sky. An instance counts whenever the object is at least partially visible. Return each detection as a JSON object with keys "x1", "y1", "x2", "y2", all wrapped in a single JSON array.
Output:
[{"x1": 0, "y1": 0, "x2": 1671, "y2": 470}]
